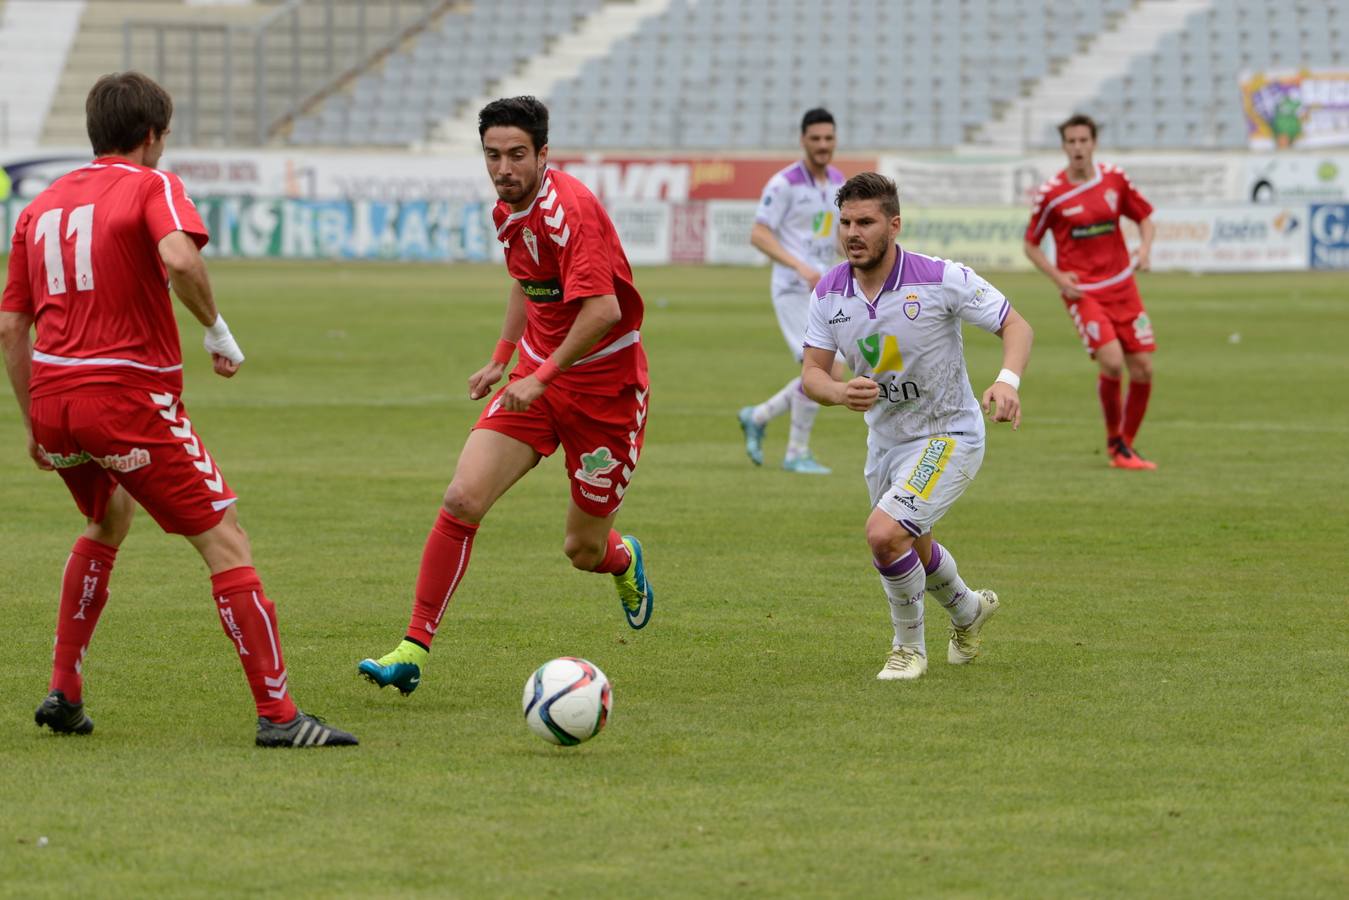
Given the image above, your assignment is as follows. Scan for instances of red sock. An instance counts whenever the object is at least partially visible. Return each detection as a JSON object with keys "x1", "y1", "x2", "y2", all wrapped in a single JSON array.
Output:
[
  {"x1": 405, "y1": 509, "x2": 479, "y2": 647},
  {"x1": 1098, "y1": 374, "x2": 1123, "y2": 443},
  {"x1": 592, "y1": 530, "x2": 632, "y2": 575},
  {"x1": 1123, "y1": 380, "x2": 1152, "y2": 446},
  {"x1": 211, "y1": 566, "x2": 297, "y2": 722},
  {"x1": 49, "y1": 537, "x2": 118, "y2": 704}
]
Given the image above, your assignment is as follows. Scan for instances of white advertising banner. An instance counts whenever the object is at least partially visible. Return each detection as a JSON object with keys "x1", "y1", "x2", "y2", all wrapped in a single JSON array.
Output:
[
  {"x1": 607, "y1": 201, "x2": 672, "y2": 266},
  {"x1": 704, "y1": 201, "x2": 768, "y2": 266},
  {"x1": 1120, "y1": 205, "x2": 1309, "y2": 272},
  {"x1": 1244, "y1": 155, "x2": 1349, "y2": 203},
  {"x1": 0, "y1": 148, "x2": 492, "y2": 203},
  {"x1": 879, "y1": 153, "x2": 1245, "y2": 208}
]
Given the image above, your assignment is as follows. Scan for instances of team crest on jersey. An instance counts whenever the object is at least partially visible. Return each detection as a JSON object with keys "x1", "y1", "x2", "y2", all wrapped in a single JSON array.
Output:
[
  {"x1": 522, "y1": 227, "x2": 540, "y2": 264},
  {"x1": 903, "y1": 293, "x2": 920, "y2": 320},
  {"x1": 1105, "y1": 189, "x2": 1119, "y2": 213}
]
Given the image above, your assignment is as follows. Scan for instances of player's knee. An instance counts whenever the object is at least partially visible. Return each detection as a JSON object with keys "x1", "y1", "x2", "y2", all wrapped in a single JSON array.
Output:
[
  {"x1": 1128, "y1": 357, "x2": 1153, "y2": 382},
  {"x1": 1097, "y1": 355, "x2": 1124, "y2": 379},
  {"x1": 441, "y1": 482, "x2": 487, "y2": 523},
  {"x1": 563, "y1": 534, "x2": 604, "y2": 571},
  {"x1": 866, "y1": 518, "x2": 912, "y2": 562}
]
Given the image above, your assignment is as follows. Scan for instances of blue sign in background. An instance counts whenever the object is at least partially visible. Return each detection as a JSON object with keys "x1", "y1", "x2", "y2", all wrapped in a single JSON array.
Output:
[{"x1": 1309, "y1": 203, "x2": 1349, "y2": 269}]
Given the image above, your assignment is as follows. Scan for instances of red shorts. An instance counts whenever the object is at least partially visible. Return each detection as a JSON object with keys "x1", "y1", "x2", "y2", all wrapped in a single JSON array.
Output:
[
  {"x1": 474, "y1": 378, "x2": 649, "y2": 518},
  {"x1": 1064, "y1": 279, "x2": 1157, "y2": 355},
  {"x1": 29, "y1": 390, "x2": 237, "y2": 535}
]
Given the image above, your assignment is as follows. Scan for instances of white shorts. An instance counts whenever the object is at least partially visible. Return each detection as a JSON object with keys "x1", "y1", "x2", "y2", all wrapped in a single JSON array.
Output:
[
  {"x1": 865, "y1": 434, "x2": 985, "y2": 537},
  {"x1": 772, "y1": 288, "x2": 813, "y2": 362}
]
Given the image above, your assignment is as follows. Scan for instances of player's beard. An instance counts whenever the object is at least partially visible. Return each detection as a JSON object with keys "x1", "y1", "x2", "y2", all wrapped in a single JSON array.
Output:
[
  {"x1": 847, "y1": 233, "x2": 889, "y2": 273},
  {"x1": 495, "y1": 167, "x2": 541, "y2": 206}
]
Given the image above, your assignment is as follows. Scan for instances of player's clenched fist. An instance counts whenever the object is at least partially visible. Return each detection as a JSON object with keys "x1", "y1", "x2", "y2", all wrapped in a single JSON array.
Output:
[
  {"x1": 501, "y1": 373, "x2": 546, "y2": 412},
  {"x1": 842, "y1": 376, "x2": 880, "y2": 412},
  {"x1": 468, "y1": 361, "x2": 506, "y2": 400},
  {"x1": 982, "y1": 382, "x2": 1021, "y2": 430}
]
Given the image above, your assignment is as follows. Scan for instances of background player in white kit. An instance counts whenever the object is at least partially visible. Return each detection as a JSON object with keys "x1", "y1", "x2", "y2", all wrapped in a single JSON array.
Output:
[
  {"x1": 801, "y1": 174, "x2": 1034, "y2": 681},
  {"x1": 738, "y1": 108, "x2": 846, "y2": 475}
]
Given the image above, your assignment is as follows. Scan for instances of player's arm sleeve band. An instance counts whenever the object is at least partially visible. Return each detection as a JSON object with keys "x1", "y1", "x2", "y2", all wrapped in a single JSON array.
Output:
[
  {"x1": 492, "y1": 339, "x2": 516, "y2": 365},
  {"x1": 534, "y1": 358, "x2": 561, "y2": 385},
  {"x1": 995, "y1": 368, "x2": 1021, "y2": 391}
]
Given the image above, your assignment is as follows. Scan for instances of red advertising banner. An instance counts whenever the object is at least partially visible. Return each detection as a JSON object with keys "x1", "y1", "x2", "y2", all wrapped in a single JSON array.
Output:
[{"x1": 551, "y1": 155, "x2": 877, "y2": 202}]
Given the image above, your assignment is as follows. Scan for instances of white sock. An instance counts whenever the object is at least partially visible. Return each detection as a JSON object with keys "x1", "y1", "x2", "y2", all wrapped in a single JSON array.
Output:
[
  {"x1": 785, "y1": 384, "x2": 820, "y2": 459},
  {"x1": 925, "y1": 541, "x2": 978, "y2": 627},
  {"x1": 751, "y1": 377, "x2": 799, "y2": 427},
  {"x1": 876, "y1": 549, "x2": 925, "y2": 653}
]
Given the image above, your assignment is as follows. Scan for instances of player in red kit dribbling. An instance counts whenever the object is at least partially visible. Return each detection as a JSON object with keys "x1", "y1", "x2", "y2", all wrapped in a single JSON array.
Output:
[
  {"x1": 1024, "y1": 114, "x2": 1159, "y2": 470},
  {"x1": 358, "y1": 97, "x2": 653, "y2": 695},
  {"x1": 0, "y1": 73, "x2": 356, "y2": 747}
]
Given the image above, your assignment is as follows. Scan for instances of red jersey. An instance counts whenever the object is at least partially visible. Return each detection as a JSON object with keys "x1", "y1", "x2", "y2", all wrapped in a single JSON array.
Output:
[
  {"x1": 1, "y1": 157, "x2": 209, "y2": 400},
  {"x1": 492, "y1": 168, "x2": 647, "y2": 396},
  {"x1": 1025, "y1": 163, "x2": 1153, "y2": 293}
]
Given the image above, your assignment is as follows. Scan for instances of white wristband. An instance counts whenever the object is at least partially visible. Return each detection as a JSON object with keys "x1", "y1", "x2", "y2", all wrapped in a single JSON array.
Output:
[
  {"x1": 204, "y1": 314, "x2": 245, "y2": 364},
  {"x1": 995, "y1": 368, "x2": 1021, "y2": 391}
]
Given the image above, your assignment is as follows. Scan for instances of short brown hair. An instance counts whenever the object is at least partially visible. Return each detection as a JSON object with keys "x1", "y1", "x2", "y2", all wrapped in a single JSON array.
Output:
[
  {"x1": 86, "y1": 72, "x2": 173, "y2": 157},
  {"x1": 1058, "y1": 113, "x2": 1098, "y2": 141},
  {"x1": 835, "y1": 172, "x2": 900, "y2": 219}
]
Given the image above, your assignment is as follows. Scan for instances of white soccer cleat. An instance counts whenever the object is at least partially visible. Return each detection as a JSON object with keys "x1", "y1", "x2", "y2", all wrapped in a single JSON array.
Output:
[
  {"x1": 876, "y1": 646, "x2": 928, "y2": 681},
  {"x1": 948, "y1": 589, "x2": 1000, "y2": 665}
]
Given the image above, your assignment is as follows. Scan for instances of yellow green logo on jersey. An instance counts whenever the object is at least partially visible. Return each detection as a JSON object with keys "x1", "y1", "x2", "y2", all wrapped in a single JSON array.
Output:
[
  {"x1": 903, "y1": 437, "x2": 956, "y2": 499},
  {"x1": 856, "y1": 334, "x2": 904, "y2": 374},
  {"x1": 812, "y1": 211, "x2": 834, "y2": 236}
]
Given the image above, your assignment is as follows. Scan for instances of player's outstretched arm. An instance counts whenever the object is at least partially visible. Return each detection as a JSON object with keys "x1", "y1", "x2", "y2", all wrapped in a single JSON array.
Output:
[
  {"x1": 982, "y1": 309, "x2": 1034, "y2": 430},
  {"x1": 469, "y1": 282, "x2": 528, "y2": 400},
  {"x1": 802, "y1": 346, "x2": 876, "y2": 411},
  {"x1": 0, "y1": 311, "x2": 51, "y2": 470},
  {"x1": 159, "y1": 231, "x2": 243, "y2": 378}
]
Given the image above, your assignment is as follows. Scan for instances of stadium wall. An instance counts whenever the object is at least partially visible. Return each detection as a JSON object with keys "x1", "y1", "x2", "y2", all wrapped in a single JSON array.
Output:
[{"x1": 3, "y1": 149, "x2": 1349, "y2": 271}]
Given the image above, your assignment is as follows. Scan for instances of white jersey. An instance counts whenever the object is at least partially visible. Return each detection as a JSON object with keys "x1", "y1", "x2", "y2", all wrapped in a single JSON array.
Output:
[
  {"x1": 803, "y1": 247, "x2": 1012, "y2": 448},
  {"x1": 754, "y1": 160, "x2": 845, "y2": 295}
]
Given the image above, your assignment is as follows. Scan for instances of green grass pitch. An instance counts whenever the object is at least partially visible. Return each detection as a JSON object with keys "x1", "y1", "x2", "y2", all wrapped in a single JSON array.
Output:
[{"x1": 1, "y1": 261, "x2": 1345, "y2": 897}]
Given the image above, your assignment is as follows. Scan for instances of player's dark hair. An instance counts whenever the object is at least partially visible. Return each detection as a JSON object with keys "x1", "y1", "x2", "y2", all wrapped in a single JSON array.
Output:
[
  {"x1": 85, "y1": 72, "x2": 173, "y2": 157},
  {"x1": 1058, "y1": 113, "x2": 1099, "y2": 141},
  {"x1": 801, "y1": 107, "x2": 835, "y2": 134},
  {"x1": 836, "y1": 172, "x2": 901, "y2": 219},
  {"x1": 478, "y1": 96, "x2": 549, "y2": 152}
]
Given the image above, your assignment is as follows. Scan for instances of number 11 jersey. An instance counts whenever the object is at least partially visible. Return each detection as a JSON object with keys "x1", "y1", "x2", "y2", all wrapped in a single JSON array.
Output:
[{"x1": 1, "y1": 157, "x2": 210, "y2": 399}]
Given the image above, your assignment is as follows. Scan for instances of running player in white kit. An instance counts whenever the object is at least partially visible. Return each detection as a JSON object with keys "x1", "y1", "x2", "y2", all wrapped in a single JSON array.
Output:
[
  {"x1": 739, "y1": 108, "x2": 845, "y2": 474},
  {"x1": 802, "y1": 173, "x2": 1034, "y2": 681}
]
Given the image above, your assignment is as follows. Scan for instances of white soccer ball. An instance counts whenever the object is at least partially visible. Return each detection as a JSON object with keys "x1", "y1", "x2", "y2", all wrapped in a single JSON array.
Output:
[{"x1": 522, "y1": 657, "x2": 611, "y2": 746}]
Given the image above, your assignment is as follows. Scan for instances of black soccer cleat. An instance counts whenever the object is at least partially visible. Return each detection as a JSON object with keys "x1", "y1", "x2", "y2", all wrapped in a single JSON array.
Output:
[
  {"x1": 255, "y1": 711, "x2": 359, "y2": 748},
  {"x1": 35, "y1": 690, "x2": 94, "y2": 735}
]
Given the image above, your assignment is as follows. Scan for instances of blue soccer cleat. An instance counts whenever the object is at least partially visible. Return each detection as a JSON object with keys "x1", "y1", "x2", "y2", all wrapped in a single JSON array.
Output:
[
  {"x1": 737, "y1": 406, "x2": 765, "y2": 466},
  {"x1": 357, "y1": 639, "x2": 428, "y2": 696},
  {"x1": 614, "y1": 535, "x2": 653, "y2": 629},
  {"x1": 782, "y1": 452, "x2": 831, "y2": 475}
]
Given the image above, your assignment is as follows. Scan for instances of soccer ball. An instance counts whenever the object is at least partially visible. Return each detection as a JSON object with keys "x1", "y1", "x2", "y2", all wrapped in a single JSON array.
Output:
[{"x1": 522, "y1": 657, "x2": 611, "y2": 746}]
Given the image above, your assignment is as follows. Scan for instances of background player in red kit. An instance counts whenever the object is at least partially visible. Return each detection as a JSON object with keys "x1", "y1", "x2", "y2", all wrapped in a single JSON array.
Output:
[
  {"x1": 1024, "y1": 114, "x2": 1159, "y2": 470},
  {"x1": 0, "y1": 73, "x2": 356, "y2": 748},
  {"x1": 359, "y1": 96, "x2": 653, "y2": 694}
]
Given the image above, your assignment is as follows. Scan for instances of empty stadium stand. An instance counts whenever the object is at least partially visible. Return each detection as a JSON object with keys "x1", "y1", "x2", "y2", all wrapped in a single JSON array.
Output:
[
  {"x1": 10, "y1": 0, "x2": 1348, "y2": 152},
  {"x1": 1083, "y1": 0, "x2": 1347, "y2": 150}
]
